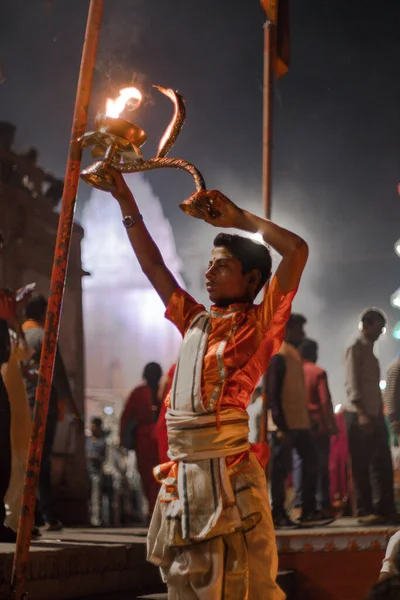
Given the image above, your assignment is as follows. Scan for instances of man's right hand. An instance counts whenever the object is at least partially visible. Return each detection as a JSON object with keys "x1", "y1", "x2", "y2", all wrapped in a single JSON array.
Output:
[{"x1": 103, "y1": 166, "x2": 134, "y2": 203}]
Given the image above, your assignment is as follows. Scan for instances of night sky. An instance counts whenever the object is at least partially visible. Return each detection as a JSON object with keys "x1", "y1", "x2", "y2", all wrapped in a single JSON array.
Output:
[{"x1": 1, "y1": 0, "x2": 400, "y2": 398}]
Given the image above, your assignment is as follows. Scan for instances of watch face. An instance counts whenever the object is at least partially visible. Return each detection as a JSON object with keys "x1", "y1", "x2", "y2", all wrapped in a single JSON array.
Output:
[{"x1": 123, "y1": 216, "x2": 133, "y2": 228}]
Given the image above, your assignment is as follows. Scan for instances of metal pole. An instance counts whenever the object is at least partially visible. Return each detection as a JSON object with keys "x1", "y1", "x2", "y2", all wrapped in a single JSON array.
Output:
[
  {"x1": 262, "y1": 19, "x2": 274, "y2": 221},
  {"x1": 260, "y1": 18, "x2": 275, "y2": 443},
  {"x1": 10, "y1": 1, "x2": 104, "y2": 597}
]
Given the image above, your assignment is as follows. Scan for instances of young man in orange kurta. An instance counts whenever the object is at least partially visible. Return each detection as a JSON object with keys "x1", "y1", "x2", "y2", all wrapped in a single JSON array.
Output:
[{"x1": 102, "y1": 170, "x2": 308, "y2": 600}]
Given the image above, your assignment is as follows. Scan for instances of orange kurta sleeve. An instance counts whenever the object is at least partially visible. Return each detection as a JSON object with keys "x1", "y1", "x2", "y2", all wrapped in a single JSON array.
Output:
[
  {"x1": 165, "y1": 287, "x2": 206, "y2": 337},
  {"x1": 256, "y1": 274, "x2": 298, "y2": 357}
]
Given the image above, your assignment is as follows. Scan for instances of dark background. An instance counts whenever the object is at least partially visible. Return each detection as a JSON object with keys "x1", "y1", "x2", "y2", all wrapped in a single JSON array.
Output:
[{"x1": 1, "y1": 0, "x2": 400, "y2": 398}]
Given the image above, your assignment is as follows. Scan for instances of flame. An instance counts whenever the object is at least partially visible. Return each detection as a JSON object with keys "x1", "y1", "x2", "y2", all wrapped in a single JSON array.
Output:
[{"x1": 105, "y1": 87, "x2": 142, "y2": 119}]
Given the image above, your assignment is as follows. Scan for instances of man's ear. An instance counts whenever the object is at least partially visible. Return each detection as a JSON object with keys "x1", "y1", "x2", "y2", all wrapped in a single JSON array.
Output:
[{"x1": 247, "y1": 269, "x2": 261, "y2": 294}]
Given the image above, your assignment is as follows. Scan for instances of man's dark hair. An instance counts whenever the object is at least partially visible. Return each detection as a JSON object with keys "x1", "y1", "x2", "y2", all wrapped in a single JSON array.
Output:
[
  {"x1": 143, "y1": 362, "x2": 162, "y2": 388},
  {"x1": 213, "y1": 233, "x2": 272, "y2": 297},
  {"x1": 299, "y1": 338, "x2": 318, "y2": 361},
  {"x1": 366, "y1": 576, "x2": 400, "y2": 599},
  {"x1": 91, "y1": 417, "x2": 103, "y2": 428},
  {"x1": 287, "y1": 313, "x2": 307, "y2": 330},
  {"x1": 361, "y1": 308, "x2": 387, "y2": 327},
  {"x1": 25, "y1": 294, "x2": 47, "y2": 322}
]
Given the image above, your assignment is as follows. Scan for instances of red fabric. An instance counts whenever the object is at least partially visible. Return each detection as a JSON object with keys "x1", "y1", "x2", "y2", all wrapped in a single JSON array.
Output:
[
  {"x1": 120, "y1": 384, "x2": 155, "y2": 437},
  {"x1": 329, "y1": 412, "x2": 350, "y2": 504},
  {"x1": 0, "y1": 290, "x2": 16, "y2": 321},
  {"x1": 136, "y1": 425, "x2": 160, "y2": 514},
  {"x1": 120, "y1": 385, "x2": 160, "y2": 514},
  {"x1": 155, "y1": 364, "x2": 176, "y2": 463},
  {"x1": 302, "y1": 360, "x2": 337, "y2": 436}
]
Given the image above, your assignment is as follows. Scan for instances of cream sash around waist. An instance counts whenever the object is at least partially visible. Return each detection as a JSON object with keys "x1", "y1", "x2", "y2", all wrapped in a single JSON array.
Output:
[{"x1": 166, "y1": 408, "x2": 250, "y2": 540}]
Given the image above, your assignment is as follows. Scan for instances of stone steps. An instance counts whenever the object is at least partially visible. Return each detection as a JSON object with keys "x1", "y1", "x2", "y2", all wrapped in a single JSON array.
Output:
[
  {"x1": 0, "y1": 528, "x2": 162, "y2": 600},
  {"x1": 0, "y1": 529, "x2": 298, "y2": 600},
  {"x1": 136, "y1": 570, "x2": 297, "y2": 600}
]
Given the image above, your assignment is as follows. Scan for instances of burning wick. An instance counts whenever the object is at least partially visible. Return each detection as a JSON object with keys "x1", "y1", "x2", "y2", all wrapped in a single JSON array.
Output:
[{"x1": 105, "y1": 87, "x2": 142, "y2": 119}]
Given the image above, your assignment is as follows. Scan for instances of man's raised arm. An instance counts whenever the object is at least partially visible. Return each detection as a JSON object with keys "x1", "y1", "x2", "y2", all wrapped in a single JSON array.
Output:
[
  {"x1": 195, "y1": 190, "x2": 308, "y2": 294},
  {"x1": 107, "y1": 167, "x2": 180, "y2": 308}
]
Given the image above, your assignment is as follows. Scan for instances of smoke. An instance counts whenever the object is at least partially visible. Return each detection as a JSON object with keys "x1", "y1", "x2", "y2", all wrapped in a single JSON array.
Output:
[
  {"x1": 175, "y1": 168, "x2": 361, "y2": 403},
  {"x1": 82, "y1": 172, "x2": 183, "y2": 288}
]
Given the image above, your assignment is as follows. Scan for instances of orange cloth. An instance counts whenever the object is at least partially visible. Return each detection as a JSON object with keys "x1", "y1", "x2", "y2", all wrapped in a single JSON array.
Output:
[{"x1": 164, "y1": 274, "x2": 297, "y2": 469}]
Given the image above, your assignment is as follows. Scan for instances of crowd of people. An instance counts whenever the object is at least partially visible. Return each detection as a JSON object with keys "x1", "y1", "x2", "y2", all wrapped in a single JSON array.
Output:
[
  {"x1": 1, "y1": 163, "x2": 400, "y2": 598},
  {"x1": 0, "y1": 287, "x2": 83, "y2": 541},
  {"x1": 84, "y1": 306, "x2": 400, "y2": 539},
  {"x1": 261, "y1": 307, "x2": 400, "y2": 530}
]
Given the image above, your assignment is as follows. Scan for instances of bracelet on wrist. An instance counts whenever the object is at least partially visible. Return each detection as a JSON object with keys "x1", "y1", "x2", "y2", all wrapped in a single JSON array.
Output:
[{"x1": 122, "y1": 214, "x2": 143, "y2": 228}]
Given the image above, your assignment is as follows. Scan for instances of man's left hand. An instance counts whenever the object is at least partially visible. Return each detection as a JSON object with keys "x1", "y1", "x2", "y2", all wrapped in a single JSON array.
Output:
[{"x1": 186, "y1": 190, "x2": 243, "y2": 228}]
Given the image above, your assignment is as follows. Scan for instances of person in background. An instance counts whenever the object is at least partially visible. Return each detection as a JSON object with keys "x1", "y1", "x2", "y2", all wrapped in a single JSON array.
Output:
[
  {"x1": 293, "y1": 339, "x2": 337, "y2": 518},
  {"x1": 268, "y1": 315, "x2": 327, "y2": 528},
  {"x1": 155, "y1": 363, "x2": 176, "y2": 463},
  {"x1": 384, "y1": 355, "x2": 400, "y2": 441},
  {"x1": 344, "y1": 308, "x2": 396, "y2": 525},
  {"x1": 0, "y1": 289, "x2": 16, "y2": 542},
  {"x1": 3, "y1": 326, "x2": 33, "y2": 533},
  {"x1": 86, "y1": 417, "x2": 106, "y2": 527},
  {"x1": 3, "y1": 284, "x2": 39, "y2": 536},
  {"x1": 120, "y1": 362, "x2": 162, "y2": 520},
  {"x1": 22, "y1": 294, "x2": 83, "y2": 531}
]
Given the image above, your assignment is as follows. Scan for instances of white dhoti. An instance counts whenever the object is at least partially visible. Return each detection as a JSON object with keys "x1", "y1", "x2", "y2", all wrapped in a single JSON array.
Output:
[
  {"x1": 147, "y1": 312, "x2": 284, "y2": 600},
  {"x1": 149, "y1": 451, "x2": 283, "y2": 600}
]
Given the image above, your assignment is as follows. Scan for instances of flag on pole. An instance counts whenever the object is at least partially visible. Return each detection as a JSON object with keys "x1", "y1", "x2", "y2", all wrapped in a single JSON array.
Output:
[{"x1": 261, "y1": 0, "x2": 290, "y2": 78}]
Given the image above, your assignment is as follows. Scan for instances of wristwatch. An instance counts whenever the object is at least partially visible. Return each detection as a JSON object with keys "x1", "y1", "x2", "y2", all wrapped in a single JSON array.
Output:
[{"x1": 122, "y1": 214, "x2": 143, "y2": 228}]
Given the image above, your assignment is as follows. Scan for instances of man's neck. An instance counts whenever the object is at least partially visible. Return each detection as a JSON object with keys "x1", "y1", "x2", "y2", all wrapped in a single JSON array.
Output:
[
  {"x1": 361, "y1": 332, "x2": 374, "y2": 346},
  {"x1": 214, "y1": 296, "x2": 253, "y2": 308},
  {"x1": 284, "y1": 339, "x2": 298, "y2": 349}
]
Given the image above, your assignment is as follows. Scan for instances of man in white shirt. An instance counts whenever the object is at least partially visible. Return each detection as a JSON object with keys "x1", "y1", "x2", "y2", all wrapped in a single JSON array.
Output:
[{"x1": 344, "y1": 308, "x2": 396, "y2": 525}]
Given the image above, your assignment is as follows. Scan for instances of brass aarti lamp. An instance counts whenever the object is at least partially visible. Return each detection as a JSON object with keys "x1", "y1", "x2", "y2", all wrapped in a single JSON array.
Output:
[{"x1": 80, "y1": 85, "x2": 216, "y2": 219}]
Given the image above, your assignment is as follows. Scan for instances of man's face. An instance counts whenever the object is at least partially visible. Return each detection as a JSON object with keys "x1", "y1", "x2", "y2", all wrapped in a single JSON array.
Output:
[
  {"x1": 364, "y1": 318, "x2": 386, "y2": 342},
  {"x1": 91, "y1": 422, "x2": 101, "y2": 437},
  {"x1": 286, "y1": 323, "x2": 305, "y2": 347},
  {"x1": 205, "y1": 247, "x2": 254, "y2": 306}
]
